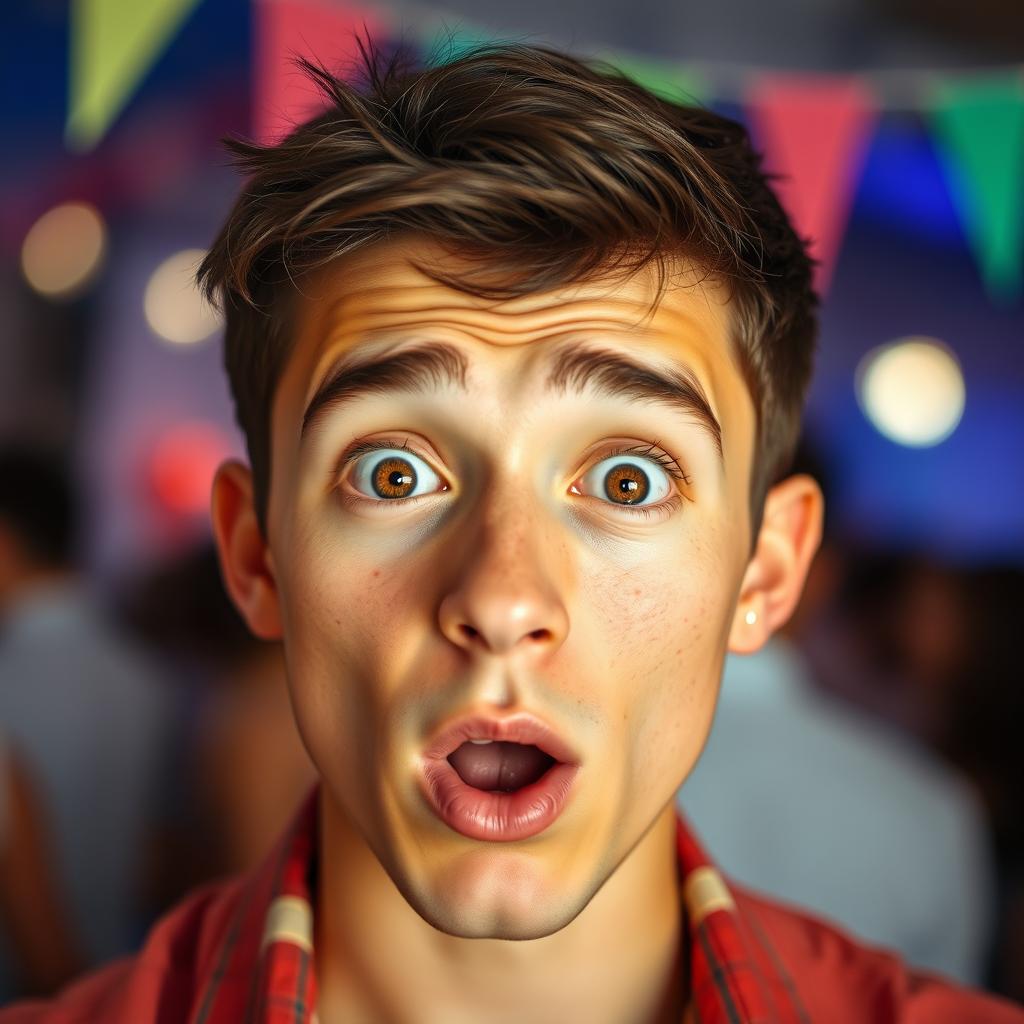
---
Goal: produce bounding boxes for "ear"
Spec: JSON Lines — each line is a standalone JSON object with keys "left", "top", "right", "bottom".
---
{"left": 727, "top": 474, "right": 824, "bottom": 655}
{"left": 211, "top": 460, "right": 283, "bottom": 640}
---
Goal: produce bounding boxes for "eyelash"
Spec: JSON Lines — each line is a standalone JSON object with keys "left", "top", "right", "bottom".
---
{"left": 335, "top": 437, "right": 691, "bottom": 518}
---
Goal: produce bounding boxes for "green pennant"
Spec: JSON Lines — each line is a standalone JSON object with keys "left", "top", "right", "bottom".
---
{"left": 930, "top": 75, "right": 1024, "bottom": 303}
{"left": 422, "top": 23, "right": 510, "bottom": 67}
{"left": 595, "top": 52, "right": 704, "bottom": 106}
{"left": 67, "top": 0, "right": 202, "bottom": 150}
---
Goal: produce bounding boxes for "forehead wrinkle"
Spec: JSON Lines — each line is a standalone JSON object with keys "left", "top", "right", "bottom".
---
{"left": 296, "top": 262, "right": 737, "bottom": 427}
{"left": 312, "top": 281, "right": 690, "bottom": 332}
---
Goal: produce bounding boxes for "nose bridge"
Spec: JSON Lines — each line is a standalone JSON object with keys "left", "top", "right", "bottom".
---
{"left": 437, "top": 476, "right": 570, "bottom": 659}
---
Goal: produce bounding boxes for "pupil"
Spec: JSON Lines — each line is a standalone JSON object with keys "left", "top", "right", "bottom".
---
{"left": 619, "top": 479, "right": 638, "bottom": 493}
{"left": 389, "top": 471, "right": 411, "bottom": 486}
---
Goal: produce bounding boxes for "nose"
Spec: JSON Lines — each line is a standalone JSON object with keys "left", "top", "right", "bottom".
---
{"left": 437, "top": 508, "right": 570, "bottom": 660}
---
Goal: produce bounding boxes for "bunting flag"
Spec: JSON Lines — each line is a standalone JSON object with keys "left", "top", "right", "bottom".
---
{"left": 66, "top": 0, "right": 202, "bottom": 151}
{"left": 423, "top": 24, "right": 509, "bottom": 66}
{"left": 254, "top": 0, "right": 388, "bottom": 145}
{"left": 745, "top": 75, "right": 876, "bottom": 295}
{"left": 929, "top": 75, "right": 1024, "bottom": 303}
{"left": 598, "top": 53, "right": 704, "bottom": 105}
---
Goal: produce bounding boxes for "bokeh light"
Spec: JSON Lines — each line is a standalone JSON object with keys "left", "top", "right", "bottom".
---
{"left": 856, "top": 337, "right": 966, "bottom": 447}
{"left": 143, "top": 248, "right": 221, "bottom": 345}
{"left": 20, "top": 201, "right": 107, "bottom": 299}
{"left": 148, "top": 421, "right": 233, "bottom": 516}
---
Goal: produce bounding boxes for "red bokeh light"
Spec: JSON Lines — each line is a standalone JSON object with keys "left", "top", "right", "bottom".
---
{"left": 148, "top": 422, "right": 233, "bottom": 516}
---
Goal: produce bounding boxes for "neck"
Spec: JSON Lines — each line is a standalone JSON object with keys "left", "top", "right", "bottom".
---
{"left": 315, "top": 795, "right": 686, "bottom": 1024}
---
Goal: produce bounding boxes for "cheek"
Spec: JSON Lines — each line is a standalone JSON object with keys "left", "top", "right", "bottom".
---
{"left": 275, "top": 519, "right": 427, "bottom": 780}
{"left": 582, "top": 525, "right": 735, "bottom": 792}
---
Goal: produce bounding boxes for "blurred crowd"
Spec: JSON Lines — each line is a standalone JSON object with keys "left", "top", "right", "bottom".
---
{"left": 0, "top": 440, "right": 1021, "bottom": 1005}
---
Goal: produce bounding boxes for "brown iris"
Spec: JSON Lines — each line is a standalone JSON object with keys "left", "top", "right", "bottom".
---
{"left": 371, "top": 456, "right": 417, "bottom": 499}
{"left": 603, "top": 463, "right": 649, "bottom": 504}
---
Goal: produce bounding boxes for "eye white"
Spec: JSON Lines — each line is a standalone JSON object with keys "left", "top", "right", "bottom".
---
{"left": 578, "top": 454, "right": 673, "bottom": 507}
{"left": 350, "top": 448, "right": 443, "bottom": 500}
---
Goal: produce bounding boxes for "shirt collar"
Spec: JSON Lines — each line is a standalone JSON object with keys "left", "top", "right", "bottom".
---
{"left": 194, "top": 787, "right": 805, "bottom": 1024}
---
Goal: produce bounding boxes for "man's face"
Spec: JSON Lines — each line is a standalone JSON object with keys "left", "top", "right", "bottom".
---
{"left": 263, "top": 238, "right": 757, "bottom": 939}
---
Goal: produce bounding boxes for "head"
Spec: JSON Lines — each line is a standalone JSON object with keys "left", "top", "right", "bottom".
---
{"left": 202, "top": 43, "right": 823, "bottom": 939}
{"left": 0, "top": 445, "right": 77, "bottom": 606}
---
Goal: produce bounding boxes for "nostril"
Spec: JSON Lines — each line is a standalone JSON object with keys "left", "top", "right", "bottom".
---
{"left": 459, "top": 624, "right": 480, "bottom": 641}
{"left": 528, "top": 628, "right": 550, "bottom": 641}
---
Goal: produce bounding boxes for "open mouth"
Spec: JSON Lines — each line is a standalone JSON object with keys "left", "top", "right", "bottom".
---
{"left": 419, "top": 714, "right": 580, "bottom": 842}
{"left": 447, "top": 740, "right": 557, "bottom": 793}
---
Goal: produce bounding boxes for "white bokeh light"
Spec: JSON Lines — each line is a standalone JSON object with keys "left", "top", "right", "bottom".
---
{"left": 144, "top": 248, "right": 221, "bottom": 345}
{"left": 856, "top": 337, "right": 966, "bottom": 447}
{"left": 21, "top": 201, "right": 107, "bottom": 299}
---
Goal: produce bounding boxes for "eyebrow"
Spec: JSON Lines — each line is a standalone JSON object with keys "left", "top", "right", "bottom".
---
{"left": 301, "top": 340, "right": 723, "bottom": 458}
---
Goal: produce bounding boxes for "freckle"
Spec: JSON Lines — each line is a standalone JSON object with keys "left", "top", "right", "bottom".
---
{"left": 633, "top": 588, "right": 642, "bottom": 596}
{"left": 372, "top": 569, "right": 381, "bottom": 577}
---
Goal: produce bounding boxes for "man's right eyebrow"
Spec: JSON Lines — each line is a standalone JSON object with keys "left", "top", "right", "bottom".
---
{"left": 301, "top": 343, "right": 469, "bottom": 438}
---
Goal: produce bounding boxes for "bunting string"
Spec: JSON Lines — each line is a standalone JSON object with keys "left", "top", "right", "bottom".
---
{"left": 59, "top": 0, "right": 1024, "bottom": 302}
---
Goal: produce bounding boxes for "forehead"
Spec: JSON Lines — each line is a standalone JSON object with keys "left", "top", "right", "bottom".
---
{"left": 279, "top": 238, "right": 747, "bottom": 413}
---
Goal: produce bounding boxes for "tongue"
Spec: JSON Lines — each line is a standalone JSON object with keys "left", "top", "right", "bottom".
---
{"left": 448, "top": 741, "right": 556, "bottom": 792}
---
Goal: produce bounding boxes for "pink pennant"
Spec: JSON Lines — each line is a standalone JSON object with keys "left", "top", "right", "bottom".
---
{"left": 746, "top": 75, "right": 876, "bottom": 295}
{"left": 254, "top": 0, "right": 389, "bottom": 145}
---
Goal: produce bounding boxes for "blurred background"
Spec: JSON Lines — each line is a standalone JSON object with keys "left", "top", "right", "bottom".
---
{"left": 0, "top": 0, "right": 1022, "bottom": 1008}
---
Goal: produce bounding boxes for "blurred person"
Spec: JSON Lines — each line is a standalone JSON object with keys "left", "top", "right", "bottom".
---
{"left": 680, "top": 442, "right": 996, "bottom": 985}
{"left": 0, "top": 737, "right": 82, "bottom": 999}
{"left": 186, "top": 556, "right": 316, "bottom": 876}
{"left": 196, "top": 633, "right": 315, "bottom": 874}
{"left": 942, "top": 567, "right": 1024, "bottom": 1000}
{"left": 4, "top": 43, "right": 1022, "bottom": 1024}
{"left": 801, "top": 546, "right": 1024, "bottom": 999}
{"left": 805, "top": 553, "right": 968, "bottom": 745}
{"left": 0, "top": 446, "right": 171, "bottom": 989}
{"left": 123, "top": 545, "right": 314, "bottom": 890}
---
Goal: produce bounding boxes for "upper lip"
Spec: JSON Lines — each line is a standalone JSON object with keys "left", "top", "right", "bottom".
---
{"left": 422, "top": 712, "right": 581, "bottom": 766}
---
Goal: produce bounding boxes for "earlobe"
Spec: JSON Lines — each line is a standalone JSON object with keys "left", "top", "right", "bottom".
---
{"left": 210, "top": 460, "right": 283, "bottom": 640}
{"left": 727, "top": 474, "right": 824, "bottom": 655}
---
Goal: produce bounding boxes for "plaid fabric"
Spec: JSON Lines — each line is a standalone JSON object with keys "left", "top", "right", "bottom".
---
{"left": 677, "top": 820, "right": 809, "bottom": 1024}
{"left": 192, "top": 788, "right": 806, "bottom": 1024}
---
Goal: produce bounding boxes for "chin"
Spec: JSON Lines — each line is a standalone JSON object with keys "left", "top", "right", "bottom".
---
{"left": 397, "top": 847, "right": 597, "bottom": 941}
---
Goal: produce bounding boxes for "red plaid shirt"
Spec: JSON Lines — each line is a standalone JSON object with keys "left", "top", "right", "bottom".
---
{"left": 3, "top": 788, "right": 1021, "bottom": 1023}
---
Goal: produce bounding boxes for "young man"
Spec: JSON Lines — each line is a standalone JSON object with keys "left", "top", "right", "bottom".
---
{"left": 4, "top": 43, "right": 1021, "bottom": 1024}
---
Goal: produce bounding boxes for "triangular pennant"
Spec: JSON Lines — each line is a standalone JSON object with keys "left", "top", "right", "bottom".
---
{"left": 254, "top": 0, "right": 389, "bottom": 145}
{"left": 596, "top": 52, "right": 704, "bottom": 106}
{"left": 746, "top": 75, "right": 876, "bottom": 295}
{"left": 67, "top": 0, "right": 202, "bottom": 150}
{"left": 422, "top": 23, "right": 509, "bottom": 66}
{"left": 930, "top": 75, "right": 1024, "bottom": 303}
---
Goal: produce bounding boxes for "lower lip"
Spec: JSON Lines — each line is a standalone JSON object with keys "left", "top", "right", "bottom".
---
{"left": 420, "top": 757, "right": 579, "bottom": 842}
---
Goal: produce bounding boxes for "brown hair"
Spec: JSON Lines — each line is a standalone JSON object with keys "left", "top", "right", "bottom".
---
{"left": 199, "top": 41, "right": 817, "bottom": 535}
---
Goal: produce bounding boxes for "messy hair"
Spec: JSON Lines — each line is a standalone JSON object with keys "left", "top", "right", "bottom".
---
{"left": 199, "top": 41, "right": 817, "bottom": 535}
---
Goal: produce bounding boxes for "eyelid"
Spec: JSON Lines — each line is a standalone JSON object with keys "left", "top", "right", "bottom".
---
{"left": 335, "top": 436, "right": 441, "bottom": 481}
{"left": 337, "top": 438, "right": 449, "bottom": 499}
{"left": 586, "top": 440, "right": 691, "bottom": 485}
{"left": 334, "top": 436, "right": 691, "bottom": 517}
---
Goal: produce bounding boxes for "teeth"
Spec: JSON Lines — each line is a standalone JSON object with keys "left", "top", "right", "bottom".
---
{"left": 469, "top": 739, "right": 494, "bottom": 745}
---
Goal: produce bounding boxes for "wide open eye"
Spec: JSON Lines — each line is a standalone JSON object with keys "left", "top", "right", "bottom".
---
{"left": 349, "top": 447, "right": 444, "bottom": 501}
{"left": 576, "top": 453, "right": 674, "bottom": 507}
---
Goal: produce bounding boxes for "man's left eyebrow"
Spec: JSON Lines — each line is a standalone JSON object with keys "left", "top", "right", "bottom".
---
{"left": 546, "top": 343, "right": 723, "bottom": 459}
{"left": 301, "top": 343, "right": 469, "bottom": 437}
